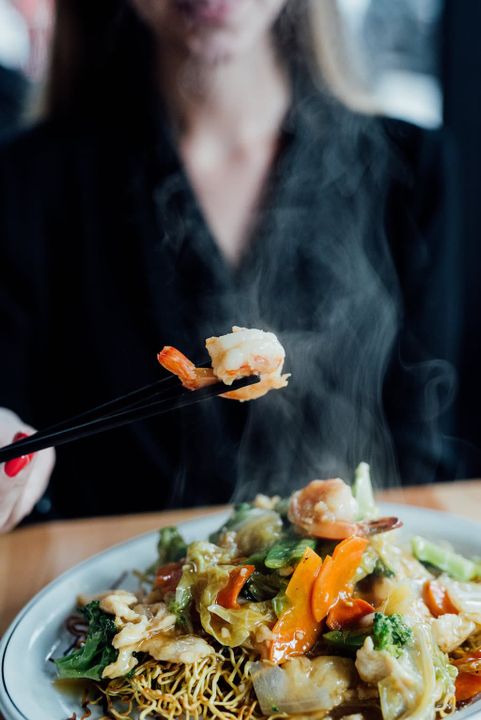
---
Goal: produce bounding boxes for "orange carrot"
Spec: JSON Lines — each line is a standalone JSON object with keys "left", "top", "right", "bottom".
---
{"left": 326, "top": 597, "right": 375, "bottom": 630}
{"left": 217, "top": 565, "right": 255, "bottom": 609}
{"left": 423, "top": 580, "right": 459, "bottom": 618}
{"left": 269, "top": 547, "right": 323, "bottom": 663}
{"left": 455, "top": 672, "right": 481, "bottom": 703}
{"left": 311, "top": 536, "right": 368, "bottom": 623}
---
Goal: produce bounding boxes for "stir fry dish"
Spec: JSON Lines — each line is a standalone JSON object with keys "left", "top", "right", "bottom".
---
{"left": 55, "top": 464, "right": 481, "bottom": 720}
{"left": 157, "top": 326, "right": 290, "bottom": 401}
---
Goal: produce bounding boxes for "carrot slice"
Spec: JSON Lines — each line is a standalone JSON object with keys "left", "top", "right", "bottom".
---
{"left": 456, "top": 672, "right": 481, "bottom": 703}
{"left": 217, "top": 565, "right": 255, "bottom": 609}
{"left": 269, "top": 547, "right": 323, "bottom": 663}
{"left": 326, "top": 597, "right": 375, "bottom": 630}
{"left": 423, "top": 580, "right": 459, "bottom": 618}
{"left": 311, "top": 536, "right": 368, "bottom": 622}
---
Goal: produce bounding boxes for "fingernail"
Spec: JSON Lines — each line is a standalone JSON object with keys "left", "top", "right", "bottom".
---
{"left": 5, "top": 455, "right": 32, "bottom": 478}
{"left": 13, "top": 432, "right": 29, "bottom": 442}
{"left": 4, "top": 432, "right": 33, "bottom": 478}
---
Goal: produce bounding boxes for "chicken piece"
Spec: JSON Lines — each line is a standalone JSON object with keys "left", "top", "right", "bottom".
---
{"left": 112, "top": 617, "right": 149, "bottom": 648}
{"left": 102, "top": 646, "right": 139, "bottom": 679}
{"left": 140, "top": 634, "right": 215, "bottom": 663}
{"left": 431, "top": 613, "right": 476, "bottom": 653}
{"left": 100, "top": 591, "right": 139, "bottom": 623}
{"left": 355, "top": 636, "right": 398, "bottom": 684}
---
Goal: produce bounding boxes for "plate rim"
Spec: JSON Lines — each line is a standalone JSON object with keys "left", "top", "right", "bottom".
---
{"left": 1, "top": 503, "right": 480, "bottom": 720}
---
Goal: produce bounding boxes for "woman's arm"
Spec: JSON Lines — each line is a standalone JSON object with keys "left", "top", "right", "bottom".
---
{"left": 0, "top": 131, "right": 56, "bottom": 529}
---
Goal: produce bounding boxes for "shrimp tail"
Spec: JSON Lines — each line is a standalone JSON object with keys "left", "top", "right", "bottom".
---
{"left": 157, "top": 346, "right": 216, "bottom": 390}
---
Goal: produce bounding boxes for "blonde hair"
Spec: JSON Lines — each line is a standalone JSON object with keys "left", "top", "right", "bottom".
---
{"left": 305, "top": 0, "right": 377, "bottom": 113}
{"left": 41, "top": 0, "right": 376, "bottom": 120}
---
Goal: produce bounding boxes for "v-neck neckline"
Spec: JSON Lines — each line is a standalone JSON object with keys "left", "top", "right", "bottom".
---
{"left": 149, "top": 89, "right": 303, "bottom": 287}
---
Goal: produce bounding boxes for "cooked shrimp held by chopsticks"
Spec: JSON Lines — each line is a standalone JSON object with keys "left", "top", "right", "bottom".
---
{"left": 157, "top": 326, "right": 290, "bottom": 401}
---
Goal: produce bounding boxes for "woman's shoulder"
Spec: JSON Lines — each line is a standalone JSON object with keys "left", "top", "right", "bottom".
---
{"left": 0, "top": 118, "right": 94, "bottom": 168}
{"left": 379, "top": 116, "right": 446, "bottom": 180}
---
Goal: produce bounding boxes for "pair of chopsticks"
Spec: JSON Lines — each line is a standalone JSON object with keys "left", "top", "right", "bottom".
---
{"left": 0, "top": 370, "right": 259, "bottom": 464}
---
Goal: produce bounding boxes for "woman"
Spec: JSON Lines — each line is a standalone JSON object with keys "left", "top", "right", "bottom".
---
{"left": 0, "top": 0, "right": 458, "bottom": 530}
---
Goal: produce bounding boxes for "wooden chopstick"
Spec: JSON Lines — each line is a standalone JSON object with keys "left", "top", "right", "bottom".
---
{"left": 0, "top": 375, "right": 259, "bottom": 463}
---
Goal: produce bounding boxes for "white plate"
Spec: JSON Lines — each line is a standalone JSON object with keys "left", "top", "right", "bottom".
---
{"left": 1, "top": 504, "right": 481, "bottom": 720}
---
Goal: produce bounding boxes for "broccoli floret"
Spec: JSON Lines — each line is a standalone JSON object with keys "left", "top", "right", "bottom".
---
{"left": 157, "top": 526, "right": 187, "bottom": 565}
{"left": 372, "top": 612, "right": 412, "bottom": 656}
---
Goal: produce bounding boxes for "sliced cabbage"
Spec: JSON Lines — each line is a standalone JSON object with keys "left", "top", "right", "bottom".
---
{"left": 250, "top": 656, "right": 355, "bottom": 715}
{"left": 376, "top": 623, "right": 455, "bottom": 720}
{"left": 196, "top": 566, "right": 274, "bottom": 646}
{"left": 442, "top": 577, "right": 481, "bottom": 624}
{"left": 431, "top": 613, "right": 476, "bottom": 653}
{"left": 186, "top": 540, "right": 235, "bottom": 572}
{"left": 231, "top": 509, "right": 283, "bottom": 556}
{"left": 209, "top": 504, "right": 282, "bottom": 554}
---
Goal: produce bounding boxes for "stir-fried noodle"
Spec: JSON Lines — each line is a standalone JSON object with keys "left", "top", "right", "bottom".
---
{"left": 90, "top": 647, "right": 284, "bottom": 720}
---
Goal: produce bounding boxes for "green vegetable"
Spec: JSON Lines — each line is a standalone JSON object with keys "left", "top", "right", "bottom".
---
{"left": 372, "top": 612, "right": 412, "bottom": 657}
{"left": 243, "top": 572, "right": 284, "bottom": 602}
{"left": 272, "top": 591, "right": 290, "bottom": 618}
{"left": 265, "top": 537, "right": 317, "bottom": 569}
{"left": 273, "top": 497, "right": 290, "bottom": 518}
{"left": 378, "top": 623, "right": 455, "bottom": 720}
{"left": 412, "top": 535, "right": 481, "bottom": 581}
{"left": 157, "top": 527, "right": 187, "bottom": 565}
{"left": 210, "top": 505, "right": 283, "bottom": 555}
{"left": 372, "top": 557, "right": 395, "bottom": 578}
{"left": 209, "top": 503, "right": 253, "bottom": 543}
{"left": 323, "top": 629, "right": 368, "bottom": 651}
{"left": 55, "top": 601, "right": 117, "bottom": 680}
{"left": 352, "top": 462, "right": 378, "bottom": 520}
{"left": 167, "top": 589, "right": 192, "bottom": 631}
{"left": 199, "top": 567, "right": 274, "bottom": 646}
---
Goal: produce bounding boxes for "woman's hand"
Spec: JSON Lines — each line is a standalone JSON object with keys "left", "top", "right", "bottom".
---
{"left": 0, "top": 408, "right": 55, "bottom": 532}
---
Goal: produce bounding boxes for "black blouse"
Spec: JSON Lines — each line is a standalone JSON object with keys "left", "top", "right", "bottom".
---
{"left": 0, "top": 89, "right": 459, "bottom": 521}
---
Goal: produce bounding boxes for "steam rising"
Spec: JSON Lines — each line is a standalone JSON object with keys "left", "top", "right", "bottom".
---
{"left": 153, "top": 84, "right": 454, "bottom": 505}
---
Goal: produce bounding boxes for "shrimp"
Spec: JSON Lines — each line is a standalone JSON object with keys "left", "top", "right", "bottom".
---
{"left": 157, "top": 346, "right": 217, "bottom": 391}
{"left": 206, "top": 326, "right": 290, "bottom": 401}
{"left": 157, "top": 327, "right": 289, "bottom": 401}
{"left": 288, "top": 478, "right": 401, "bottom": 540}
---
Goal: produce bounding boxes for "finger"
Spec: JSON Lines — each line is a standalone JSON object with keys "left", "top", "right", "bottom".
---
{"left": 0, "top": 425, "right": 54, "bottom": 530}
{"left": 1, "top": 446, "right": 55, "bottom": 532}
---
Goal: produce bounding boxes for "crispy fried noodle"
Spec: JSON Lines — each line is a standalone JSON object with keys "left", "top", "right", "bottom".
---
{"left": 90, "top": 648, "right": 282, "bottom": 720}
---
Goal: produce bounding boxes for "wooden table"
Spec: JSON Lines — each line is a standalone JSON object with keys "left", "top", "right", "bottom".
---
{"left": 1, "top": 481, "right": 481, "bottom": 635}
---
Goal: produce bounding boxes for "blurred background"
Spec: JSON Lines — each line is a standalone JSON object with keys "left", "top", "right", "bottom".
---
{"left": 1, "top": 0, "right": 480, "bottom": 479}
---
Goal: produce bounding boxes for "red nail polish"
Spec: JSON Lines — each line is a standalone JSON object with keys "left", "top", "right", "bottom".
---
{"left": 13, "top": 432, "right": 29, "bottom": 442}
{"left": 5, "top": 455, "right": 31, "bottom": 478}
{"left": 4, "top": 432, "right": 33, "bottom": 477}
